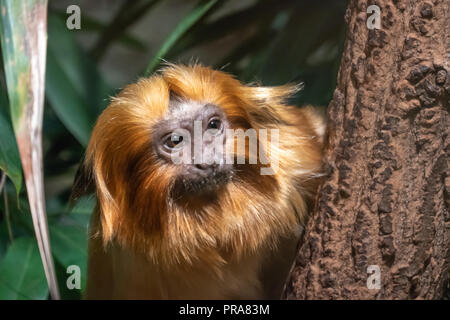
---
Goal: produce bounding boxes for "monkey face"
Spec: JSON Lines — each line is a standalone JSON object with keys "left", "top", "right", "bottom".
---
{"left": 153, "top": 100, "right": 233, "bottom": 196}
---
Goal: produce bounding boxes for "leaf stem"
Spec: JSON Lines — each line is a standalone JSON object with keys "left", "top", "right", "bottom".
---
{"left": 0, "top": 171, "right": 6, "bottom": 193}
{"left": 0, "top": 172, "right": 13, "bottom": 243}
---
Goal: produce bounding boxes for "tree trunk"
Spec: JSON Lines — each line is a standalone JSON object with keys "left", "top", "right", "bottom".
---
{"left": 283, "top": 0, "right": 449, "bottom": 299}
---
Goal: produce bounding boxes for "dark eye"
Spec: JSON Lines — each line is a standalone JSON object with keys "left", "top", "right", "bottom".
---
{"left": 207, "top": 118, "right": 222, "bottom": 130}
{"left": 163, "top": 133, "right": 184, "bottom": 149}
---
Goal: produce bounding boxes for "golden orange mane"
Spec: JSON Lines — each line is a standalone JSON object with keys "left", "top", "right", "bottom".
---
{"left": 78, "top": 64, "right": 324, "bottom": 272}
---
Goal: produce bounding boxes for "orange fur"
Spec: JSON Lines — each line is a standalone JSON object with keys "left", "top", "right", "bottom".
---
{"left": 75, "top": 64, "right": 325, "bottom": 299}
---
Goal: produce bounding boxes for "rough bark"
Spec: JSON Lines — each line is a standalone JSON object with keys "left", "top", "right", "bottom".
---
{"left": 283, "top": 0, "right": 449, "bottom": 299}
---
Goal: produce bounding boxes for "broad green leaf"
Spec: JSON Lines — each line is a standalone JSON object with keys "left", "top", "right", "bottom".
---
{"left": 66, "top": 195, "right": 95, "bottom": 228}
{"left": 45, "top": 49, "right": 94, "bottom": 146}
{"left": 46, "top": 14, "right": 112, "bottom": 146}
{"left": 0, "top": 237, "right": 49, "bottom": 300}
{"left": 47, "top": 196, "right": 94, "bottom": 296}
{"left": 54, "top": 260, "right": 81, "bottom": 300}
{"left": 144, "top": 0, "right": 219, "bottom": 76}
{"left": 0, "top": 0, "right": 60, "bottom": 299}
{"left": 47, "top": 14, "right": 111, "bottom": 113}
{"left": 0, "top": 2, "right": 29, "bottom": 130}
{"left": 49, "top": 225, "right": 88, "bottom": 293}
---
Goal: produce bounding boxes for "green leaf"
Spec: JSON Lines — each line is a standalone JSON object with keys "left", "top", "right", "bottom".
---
{"left": 47, "top": 196, "right": 94, "bottom": 296}
{"left": 0, "top": 237, "right": 49, "bottom": 300}
{"left": 45, "top": 49, "right": 94, "bottom": 146}
{"left": 144, "top": 0, "right": 219, "bottom": 76}
{"left": 49, "top": 224, "right": 88, "bottom": 293}
{"left": 54, "top": 260, "right": 81, "bottom": 300}
{"left": 0, "top": 0, "right": 60, "bottom": 299}
{"left": 0, "top": 106, "right": 22, "bottom": 196}
{"left": 46, "top": 14, "right": 112, "bottom": 146}
{"left": 66, "top": 195, "right": 95, "bottom": 228}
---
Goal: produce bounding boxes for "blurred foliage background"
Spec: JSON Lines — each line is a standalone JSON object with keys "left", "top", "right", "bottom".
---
{"left": 0, "top": 0, "right": 346, "bottom": 299}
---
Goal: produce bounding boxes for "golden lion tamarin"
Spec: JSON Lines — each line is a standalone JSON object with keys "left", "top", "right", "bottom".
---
{"left": 72, "top": 64, "right": 325, "bottom": 299}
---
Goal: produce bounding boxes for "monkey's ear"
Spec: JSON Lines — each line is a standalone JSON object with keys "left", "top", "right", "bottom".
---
{"left": 70, "top": 155, "right": 96, "bottom": 205}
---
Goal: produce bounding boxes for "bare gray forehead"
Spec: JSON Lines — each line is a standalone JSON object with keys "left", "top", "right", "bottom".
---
{"left": 166, "top": 97, "right": 205, "bottom": 120}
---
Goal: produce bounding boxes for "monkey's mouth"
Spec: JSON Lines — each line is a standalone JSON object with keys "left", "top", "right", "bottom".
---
{"left": 171, "top": 165, "right": 232, "bottom": 198}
